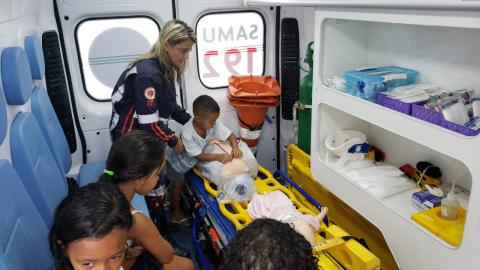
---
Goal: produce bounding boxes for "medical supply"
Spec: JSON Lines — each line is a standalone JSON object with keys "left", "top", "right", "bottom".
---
{"left": 412, "top": 190, "right": 442, "bottom": 211}
{"left": 322, "top": 76, "right": 345, "bottom": 91}
{"left": 365, "top": 146, "right": 385, "bottom": 162}
{"left": 384, "top": 84, "right": 444, "bottom": 103}
{"left": 399, "top": 162, "right": 442, "bottom": 188}
{"left": 441, "top": 102, "right": 469, "bottom": 125}
{"left": 439, "top": 183, "right": 470, "bottom": 209}
{"left": 325, "top": 130, "right": 368, "bottom": 168}
{"left": 472, "top": 99, "right": 480, "bottom": 117}
{"left": 423, "top": 89, "right": 474, "bottom": 112}
{"left": 440, "top": 182, "right": 460, "bottom": 220}
{"left": 425, "top": 184, "right": 444, "bottom": 197}
{"left": 219, "top": 174, "right": 256, "bottom": 203}
{"left": 464, "top": 117, "right": 480, "bottom": 130}
{"left": 344, "top": 66, "right": 418, "bottom": 101}
{"left": 340, "top": 160, "right": 415, "bottom": 198}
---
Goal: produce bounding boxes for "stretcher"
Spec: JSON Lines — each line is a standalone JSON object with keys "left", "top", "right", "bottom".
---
{"left": 185, "top": 165, "right": 381, "bottom": 270}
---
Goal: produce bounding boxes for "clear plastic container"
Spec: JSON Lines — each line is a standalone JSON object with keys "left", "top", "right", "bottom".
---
{"left": 220, "top": 174, "right": 256, "bottom": 202}
{"left": 344, "top": 66, "right": 418, "bottom": 101}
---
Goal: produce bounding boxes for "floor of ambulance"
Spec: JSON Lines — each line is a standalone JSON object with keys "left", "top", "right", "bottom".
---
{"left": 170, "top": 217, "right": 202, "bottom": 270}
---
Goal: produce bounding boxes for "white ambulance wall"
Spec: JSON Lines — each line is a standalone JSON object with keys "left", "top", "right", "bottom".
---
{"left": 0, "top": 0, "right": 83, "bottom": 167}
{"left": 278, "top": 6, "right": 315, "bottom": 170}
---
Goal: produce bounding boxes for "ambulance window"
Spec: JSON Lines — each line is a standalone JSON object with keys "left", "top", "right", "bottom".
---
{"left": 76, "top": 17, "right": 159, "bottom": 101}
{"left": 196, "top": 11, "right": 265, "bottom": 89}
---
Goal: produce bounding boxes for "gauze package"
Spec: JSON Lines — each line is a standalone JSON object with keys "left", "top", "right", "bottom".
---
{"left": 196, "top": 140, "right": 258, "bottom": 202}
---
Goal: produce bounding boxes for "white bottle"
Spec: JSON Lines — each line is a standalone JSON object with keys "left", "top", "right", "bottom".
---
{"left": 440, "top": 182, "right": 459, "bottom": 220}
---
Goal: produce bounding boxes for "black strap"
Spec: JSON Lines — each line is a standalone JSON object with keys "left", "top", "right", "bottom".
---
{"left": 341, "top": 236, "right": 370, "bottom": 251}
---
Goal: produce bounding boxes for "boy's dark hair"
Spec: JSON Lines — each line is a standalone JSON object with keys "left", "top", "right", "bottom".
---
{"left": 49, "top": 182, "right": 133, "bottom": 270}
{"left": 193, "top": 95, "right": 220, "bottom": 116}
{"left": 99, "top": 130, "right": 166, "bottom": 184}
{"left": 219, "top": 218, "right": 318, "bottom": 270}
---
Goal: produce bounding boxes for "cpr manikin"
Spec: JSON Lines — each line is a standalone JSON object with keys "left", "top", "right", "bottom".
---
{"left": 196, "top": 140, "right": 257, "bottom": 202}
{"left": 247, "top": 190, "right": 329, "bottom": 245}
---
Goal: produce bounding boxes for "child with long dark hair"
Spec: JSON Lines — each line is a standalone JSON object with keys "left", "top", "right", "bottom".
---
{"left": 49, "top": 182, "right": 133, "bottom": 270}
{"left": 99, "top": 130, "right": 193, "bottom": 270}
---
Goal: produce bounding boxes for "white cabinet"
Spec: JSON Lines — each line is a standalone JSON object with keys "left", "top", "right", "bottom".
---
{"left": 311, "top": 8, "right": 480, "bottom": 270}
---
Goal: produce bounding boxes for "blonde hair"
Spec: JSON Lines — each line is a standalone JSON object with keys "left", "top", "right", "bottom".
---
{"left": 131, "top": 19, "right": 196, "bottom": 87}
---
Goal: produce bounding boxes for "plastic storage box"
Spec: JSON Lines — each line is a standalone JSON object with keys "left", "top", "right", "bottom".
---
{"left": 344, "top": 66, "right": 418, "bottom": 101}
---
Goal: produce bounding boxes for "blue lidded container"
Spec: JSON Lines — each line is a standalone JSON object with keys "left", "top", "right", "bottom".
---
{"left": 344, "top": 66, "right": 418, "bottom": 102}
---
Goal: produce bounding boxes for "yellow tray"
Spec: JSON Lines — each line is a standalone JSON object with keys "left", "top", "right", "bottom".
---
{"left": 192, "top": 166, "right": 380, "bottom": 270}
{"left": 411, "top": 206, "right": 466, "bottom": 247}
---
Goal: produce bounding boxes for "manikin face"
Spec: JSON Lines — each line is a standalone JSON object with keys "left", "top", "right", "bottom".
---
{"left": 66, "top": 228, "right": 128, "bottom": 270}
{"left": 165, "top": 39, "right": 194, "bottom": 68}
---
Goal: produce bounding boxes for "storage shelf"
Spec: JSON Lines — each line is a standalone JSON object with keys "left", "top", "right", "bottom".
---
{"left": 317, "top": 85, "right": 477, "bottom": 165}
{"left": 311, "top": 157, "right": 458, "bottom": 249}
{"left": 311, "top": 8, "right": 480, "bottom": 270}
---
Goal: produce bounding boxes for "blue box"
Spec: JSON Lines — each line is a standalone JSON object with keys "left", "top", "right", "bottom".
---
{"left": 412, "top": 190, "right": 442, "bottom": 211}
{"left": 344, "top": 66, "right": 418, "bottom": 101}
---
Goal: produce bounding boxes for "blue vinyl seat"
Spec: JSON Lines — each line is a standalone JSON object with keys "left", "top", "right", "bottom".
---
{"left": 2, "top": 46, "right": 67, "bottom": 226}
{"left": 0, "top": 160, "right": 54, "bottom": 269}
{"left": 10, "top": 112, "right": 68, "bottom": 226}
{"left": 25, "top": 35, "right": 106, "bottom": 181}
{"left": 23, "top": 37, "right": 150, "bottom": 217}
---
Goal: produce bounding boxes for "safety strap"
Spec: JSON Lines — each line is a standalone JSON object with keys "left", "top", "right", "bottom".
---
{"left": 312, "top": 237, "right": 345, "bottom": 252}
{"left": 312, "top": 236, "right": 370, "bottom": 253}
{"left": 347, "top": 143, "right": 369, "bottom": 154}
{"left": 341, "top": 235, "right": 370, "bottom": 251}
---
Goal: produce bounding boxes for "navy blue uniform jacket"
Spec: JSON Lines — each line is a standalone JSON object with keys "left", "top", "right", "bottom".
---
{"left": 110, "top": 59, "right": 191, "bottom": 146}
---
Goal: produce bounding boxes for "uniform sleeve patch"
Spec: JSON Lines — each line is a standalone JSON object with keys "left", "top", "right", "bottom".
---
{"left": 144, "top": 87, "right": 156, "bottom": 100}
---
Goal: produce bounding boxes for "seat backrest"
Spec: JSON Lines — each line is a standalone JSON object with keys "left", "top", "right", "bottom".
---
{"left": 24, "top": 36, "right": 45, "bottom": 80}
{"left": 27, "top": 35, "right": 72, "bottom": 175}
{"left": 0, "top": 72, "right": 6, "bottom": 145}
{"left": 0, "top": 47, "right": 32, "bottom": 105}
{"left": 31, "top": 86, "right": 72, "bottom": 175}
{"left": 0, "top": 160, "right": 53, "bottom": 269}
{"left": 10, "top": 112, "right": 68, "bottom": 226}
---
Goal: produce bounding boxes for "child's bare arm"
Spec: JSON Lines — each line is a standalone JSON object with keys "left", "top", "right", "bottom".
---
{"left": 227, "top": 133, "right": 242, "bottom": 158}
{"left": 129, "top": 212, "right": 174, "bottom": 264}
{"left": 196, "top": 152, "right": 232, "bottom": 164}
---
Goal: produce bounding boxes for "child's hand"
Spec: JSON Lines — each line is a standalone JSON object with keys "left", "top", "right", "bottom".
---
{"left": 217, "top": 153, "right": 233, "bottom": 164}
{"left": 173, "top": 138, "right": 185, "bottom": 153}
{"left": 231, "top": 146, "right": 243, "bottom": 159}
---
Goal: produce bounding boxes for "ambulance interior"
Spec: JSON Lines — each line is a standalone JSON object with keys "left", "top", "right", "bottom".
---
{"left": 0, "top": 0, "right": 479, "bottom": 269}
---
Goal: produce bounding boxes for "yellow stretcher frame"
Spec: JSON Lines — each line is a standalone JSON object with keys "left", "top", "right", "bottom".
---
{"left": 192, "top": 166, "right": 380, "bottom": 270}
{"left": 287, "top": 144, "right": 399, "bottom": 270}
